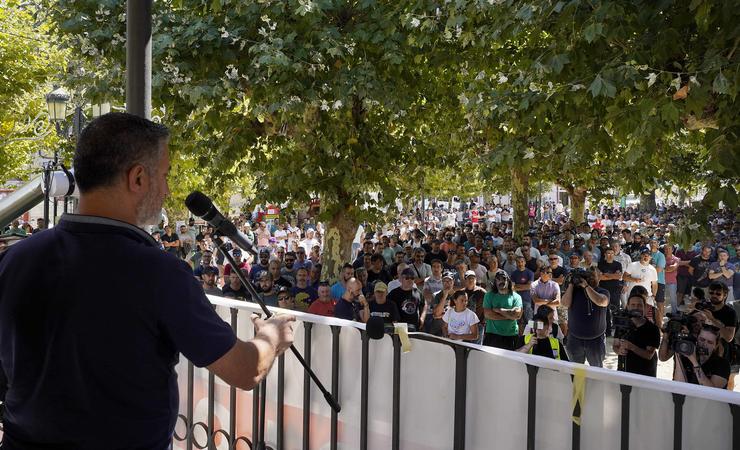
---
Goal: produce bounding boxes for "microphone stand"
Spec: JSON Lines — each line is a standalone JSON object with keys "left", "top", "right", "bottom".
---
{"left": 211, "top": 236, "right": 342, "bottom": 415}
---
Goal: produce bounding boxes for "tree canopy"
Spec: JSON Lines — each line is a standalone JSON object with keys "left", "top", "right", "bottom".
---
{"left": 0, "top": 0, "right": 65, "bottom": 183}
{"left": 41, "top": 0, "right": 740, "bottom": 255}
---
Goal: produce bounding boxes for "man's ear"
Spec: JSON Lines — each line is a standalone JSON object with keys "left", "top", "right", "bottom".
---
{"left": 127, "top": 164, "right": 148, "bottom": 193}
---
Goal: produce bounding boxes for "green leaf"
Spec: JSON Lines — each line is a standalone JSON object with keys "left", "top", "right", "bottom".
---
{"left": 712, "top": 72, "right": 730, "bottom": 95}
{"left": 588, "top": 74, "right": 604, "bottom": 97}
{"left": 660, "top": 102, "right": 680, "bottom": 125}
{"left": 601, "top": 78, "right": 616, "bottom": 97}
{"left": 583, "top": 23, "right": 603, "bottom": 43}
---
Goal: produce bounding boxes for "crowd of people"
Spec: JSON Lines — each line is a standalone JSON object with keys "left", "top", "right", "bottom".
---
{"left": 148, "top": 201, "right": 740, "bottom": 389}
{"left": 9, "top": 199, "right": 735, "bottom": 389}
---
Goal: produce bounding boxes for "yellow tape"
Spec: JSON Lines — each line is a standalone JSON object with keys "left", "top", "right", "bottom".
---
{"left": 571, "top": 366, "right": 586, "bottom": 426}
{"left": 394, "top": 323, "right": 412, "bottom": 353}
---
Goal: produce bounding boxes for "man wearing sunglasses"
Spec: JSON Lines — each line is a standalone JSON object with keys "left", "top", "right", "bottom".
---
{"left": 695, "top": 282, "right": 736, "bottom": 347}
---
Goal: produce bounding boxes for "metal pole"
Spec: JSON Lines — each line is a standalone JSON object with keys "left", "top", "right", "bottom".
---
{"left": 126, "top": 0, "right": 152, "bottom": 119}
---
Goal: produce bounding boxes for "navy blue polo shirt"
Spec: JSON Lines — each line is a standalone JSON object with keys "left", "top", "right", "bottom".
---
{"left": 0, "top": 214, "right": 236, "bottom": 449}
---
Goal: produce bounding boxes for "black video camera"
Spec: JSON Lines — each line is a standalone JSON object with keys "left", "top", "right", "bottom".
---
{"left": 690, "top": 287, "right": 713, "bottom": 311}
{"left": 612, "top": 308, "right": 642, "bottom": 338}
{"left": 567, "top": 268, "right": 589, "bottom": 287}
{"left": 665, "top": 312, "right": 697, "bottom": 356}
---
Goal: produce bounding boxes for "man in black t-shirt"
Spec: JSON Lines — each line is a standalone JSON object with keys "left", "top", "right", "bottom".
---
{"left": 689, "top": 246, "right": 714, "bottom": 293}
{"left": 597, "top": 247, "right": 623, "bottom": 309}
{"left": 674, "top": 326, "right": 730, "bottom": 389}
{"left": 613, "top": 294, "right": 660, "bottom": 377}
{"left": 161, "top": 225, "right": 181, "bottom": 257}
{"left": 562, "top": 268, "right": 611, "bottom": 367}
{"left": 698, "top": 282, "right": 737, "bottom": 347}
{"left": 221, "top": 271, "right": 249, "bottom": 300}
{"left": 387, "top": 268, "right": 425, "bottom": 330}
{"left": 366, "top": 282, "right": 400, "bottom": 324}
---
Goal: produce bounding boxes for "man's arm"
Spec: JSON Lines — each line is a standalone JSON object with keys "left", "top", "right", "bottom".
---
{"left": 651, "top": 280, "right": 658, "bottom": 297}
{"left": 208, "top": 315, "right": 295, "bottom": 391}
{"left": 702, "top": 310, "right": 736, "bottom": 343}
{"left": 484, "top": 307, "right": 508, "bottom": 320}
{"left": 561, "top": 282, "right": 580, "bottom": 308}
{"left": 623, "top": 341, "right": 657, "bottom": 361}
{"left": 583, "top": 283, "right": 609, "bottom": 307}
{"left": 658, "top": 333, "right": 673, "bottom": 362}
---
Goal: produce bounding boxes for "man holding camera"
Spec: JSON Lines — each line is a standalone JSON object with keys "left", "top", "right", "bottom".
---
{"left": 612, "top": 294, "right": 661, "bottom": 377}
{"left": 516, "top": 307, "right": 568, "bottom": 360}
{"left": 561, "top": 268, "right": 610, "bottom": 367}
{"left": 671, "top": 325, "right": 730, "bottom": 389}
{"left": 695, "top": 282, "right": 736, "bottom": 347}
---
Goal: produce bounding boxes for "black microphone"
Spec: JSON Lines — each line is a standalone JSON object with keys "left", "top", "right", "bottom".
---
{"left": 365, "top": 317, "right": 386, "bottom": 340}
{"left": 185, "top": 191, "right": 258, "bottom": 257}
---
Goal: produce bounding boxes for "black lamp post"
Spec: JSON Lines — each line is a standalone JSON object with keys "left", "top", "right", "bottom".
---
{"left": 43, "top": 87, "right": 111, "bottom": 227}
{"left": 43, "top": 87, "right": 70, "bottom": 228}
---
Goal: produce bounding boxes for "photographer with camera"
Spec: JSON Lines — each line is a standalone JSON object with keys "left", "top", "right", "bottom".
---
{"left": 689, "top": 282, "right": 736, "bottom": 345}
{"left": 612, "top": 293, "right": 661, "bottom": 377}
{"left": 673, "top": 325, "right": 730, "bottom": 389}
{"left": 516, "top": 307, "right": 568, "bottom": 360}
{"left": 561, "top": 267, "right": 610, "bottom": 367}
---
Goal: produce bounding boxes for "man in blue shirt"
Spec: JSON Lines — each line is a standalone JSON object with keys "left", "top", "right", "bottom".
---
{"left": 0, "top": 113, "right": 295, "bottom": 449}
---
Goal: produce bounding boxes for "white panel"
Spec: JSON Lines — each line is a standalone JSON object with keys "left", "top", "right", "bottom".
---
{"left": 336, "top": 327, "right": 364, "bottom": 450}
{"left": 367, "top": 334, "right": 395, "bottom": 450}
{"left": 466, "top": 350, "right": 529, "bottom": 449}
{"left": 533, "top": 366, "right": 573, "bottom": 450}
{"left": 398, "top": 339, "right": 456, "bottom": 450}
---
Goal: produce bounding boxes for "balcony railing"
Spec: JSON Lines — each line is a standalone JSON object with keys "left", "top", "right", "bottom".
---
{"left": 172, "top": 295, "right": 740, "bottom": 450}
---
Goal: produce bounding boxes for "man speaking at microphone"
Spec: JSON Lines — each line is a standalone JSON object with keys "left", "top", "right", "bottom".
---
{"left": 0, "top": 113, "right": 295, "bottom": 449}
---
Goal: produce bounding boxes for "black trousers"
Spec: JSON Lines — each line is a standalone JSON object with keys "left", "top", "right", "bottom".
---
{"left": 483, "top": 333, "right": 518, "bottom": 351}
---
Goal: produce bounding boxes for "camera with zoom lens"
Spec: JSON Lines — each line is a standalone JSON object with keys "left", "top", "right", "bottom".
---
{"left": 694, "top": 300, "right": 713, "bottom": 311}
{"left": 665, "top": 312, "right": 698, "bottom": 356}
{"left": 567, "top": 268, "right": 589, "bottom": 287}
{"left": 612, "top": 308, "right": 642, "bottom": 338}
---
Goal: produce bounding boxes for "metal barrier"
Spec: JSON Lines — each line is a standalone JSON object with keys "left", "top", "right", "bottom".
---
{"left": 172, "top": 295, "right": 740, "bottom": 450}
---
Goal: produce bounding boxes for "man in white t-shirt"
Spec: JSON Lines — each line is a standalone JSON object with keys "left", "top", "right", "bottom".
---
{"left": 442, "top": 290, "right": 480, "bottom": 342}
{"left": 623, "top": 249, "right": 658, "bottom": 307}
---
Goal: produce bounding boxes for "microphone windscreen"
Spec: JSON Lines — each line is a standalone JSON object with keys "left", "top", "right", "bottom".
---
{"left": 366, "top": 317, "right": 386, "bottom": 340}
{"left": 185, "top": 191, "right": 212, "bottom": 217}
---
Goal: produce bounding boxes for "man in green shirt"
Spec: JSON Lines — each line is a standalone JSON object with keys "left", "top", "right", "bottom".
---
{"left": 483, "top": 271, "right": 523, "bottom": 350}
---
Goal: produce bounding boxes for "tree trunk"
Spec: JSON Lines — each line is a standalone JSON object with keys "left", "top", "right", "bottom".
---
{"left": 511, "top": 166, "right": 529, "bottom": 242}
{"left": 321, "top": 210, "right": 357, "bottom": 284}
{"left": 640, "top": 191, "right": 656, "bottom": 210}
{"left": 569, "top": 187, "right": 587, "bottom": 224}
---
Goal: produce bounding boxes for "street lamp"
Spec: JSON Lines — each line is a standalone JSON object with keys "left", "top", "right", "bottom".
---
{"left": 91, "top": 102, "right": 111, "bottom": 118}
{"left": 42, "top": 87, "right": 73, "bottom": 228}
{"left": 45, "top": 87, "right": 71, "bottom": 124}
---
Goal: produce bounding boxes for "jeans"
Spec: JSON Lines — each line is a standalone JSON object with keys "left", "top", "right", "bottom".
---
{"left": 566, "top": 334, "right": 606, "bottom": 367}
{"left": 666, "top": 283, "right": 678, "bottom": 311}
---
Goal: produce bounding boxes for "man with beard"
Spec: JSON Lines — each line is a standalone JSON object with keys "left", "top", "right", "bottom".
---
{"left": 0, "top": 113, "right": 295, "bottom": 449}
{"left": 249, "top": 249, "right": 271, "bottom": 283}
{"left": 201, "top": 266, "right": 222, "bottom": 296}
{"left": 612, "top": 293, "right": 661, "bottom": 377}
{"left": 331, "top": 263, "right": 355, "bottom": 300}
{"left": 482, "top": 271, "right": 523, "bottom": 350}
{"left": 291, "top": 267, "right": 317, "bottom": 311}
{"left": 697, "top": 283, "right": 737, "bottom": 347}
{"left": 281, "top": 251, "right": 299, "bottom": 286}
{"left": 425, "top": 239, "right": 448, "bottom": 265}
